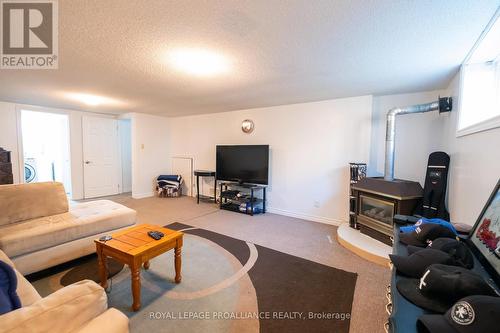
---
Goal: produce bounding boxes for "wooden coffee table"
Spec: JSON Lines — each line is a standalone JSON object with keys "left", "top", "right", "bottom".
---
{"left": 94, "top": 224, "right": 183, "bottom": 311}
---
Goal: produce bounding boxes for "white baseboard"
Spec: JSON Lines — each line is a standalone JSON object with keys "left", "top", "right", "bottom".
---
{"left": 267, "top": 206, "right": 345, "bottom": 226}
{"left": 132, "top": 191, "right": 154, "bottom": 199}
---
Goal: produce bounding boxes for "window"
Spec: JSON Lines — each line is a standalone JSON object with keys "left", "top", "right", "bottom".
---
{"left": 457, "top": 11, "right": 500, "bottom": 136}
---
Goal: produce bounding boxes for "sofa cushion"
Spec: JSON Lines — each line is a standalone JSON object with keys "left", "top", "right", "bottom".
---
{"left": 0, "top": 200, "right": 136, "bottom": 258}
{"left": 0, "top": 260, "right": 21, "bottom": 315}
{"left": 0, "top": 182, "right": 69, "bottom": 226}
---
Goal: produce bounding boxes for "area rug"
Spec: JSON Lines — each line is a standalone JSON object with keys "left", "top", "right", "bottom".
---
{"left": 29, "top": 223, "right": 357, "bottom": 333}
{"left": 26, "top": 254, "right": 124, "bottom": 287}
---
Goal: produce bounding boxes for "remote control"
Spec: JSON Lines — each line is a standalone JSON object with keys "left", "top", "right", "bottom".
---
{"left": 99, "top": 235, "right": 112, "bottom": 242}
{"left": 148, "top": 231, "right": 164, "bottom": 240}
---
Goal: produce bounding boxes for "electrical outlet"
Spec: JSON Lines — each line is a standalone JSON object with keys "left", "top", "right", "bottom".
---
{"left": 314, "top": 201, "right": 320, "bottom": 208}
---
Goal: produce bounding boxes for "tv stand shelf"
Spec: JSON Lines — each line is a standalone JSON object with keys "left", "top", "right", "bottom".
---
{"left": 219, "top": 182, "right": 267, "bottom": 216}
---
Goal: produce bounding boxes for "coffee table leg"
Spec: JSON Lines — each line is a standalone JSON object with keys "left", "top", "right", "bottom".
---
{"left": 174, "top": 246, "right": 182, "bottom": 283}
{"left": 130, "top": 263, "right": 141, "bottom": 311}
{"left": 143, "top": 261, "right": 150, "bottom": 270}
{"left": 97, "top": 247, "right": 108, "bottom": 289}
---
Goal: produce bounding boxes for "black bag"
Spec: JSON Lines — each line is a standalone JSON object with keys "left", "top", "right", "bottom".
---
{"left": 418, "top": 152, "right": 450, "bottom": 220}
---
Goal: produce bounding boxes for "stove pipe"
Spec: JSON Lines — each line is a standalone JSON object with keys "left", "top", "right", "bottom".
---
{"left": 384, "top": 96, "right": 452, "bottom": 181}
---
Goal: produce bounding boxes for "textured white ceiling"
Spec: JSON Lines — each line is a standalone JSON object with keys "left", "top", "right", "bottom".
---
{"left": 0, "top": 0, "right": 499, "bottom": 116}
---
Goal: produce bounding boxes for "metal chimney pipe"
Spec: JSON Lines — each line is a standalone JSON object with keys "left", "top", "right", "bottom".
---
{"left": 384, "top": 97, "right": 452, "bottom": 181}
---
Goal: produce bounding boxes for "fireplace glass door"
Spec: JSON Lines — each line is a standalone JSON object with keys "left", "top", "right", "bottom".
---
{"left": 359, "top": 195, "right": 394, "bottom": 226}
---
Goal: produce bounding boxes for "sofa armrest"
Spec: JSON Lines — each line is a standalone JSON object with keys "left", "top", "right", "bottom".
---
{"left": 0, "top": 280, "right": 107, "bottom": 333}
{"left": 0, "top": 249, "right": 41, "bottom": 307}
{"left": 76, "top": 308, "right": 129, "bottom": 333}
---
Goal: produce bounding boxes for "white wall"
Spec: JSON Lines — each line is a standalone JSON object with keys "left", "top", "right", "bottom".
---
{"left": 442, "top": 75, "right": 500, "bottom": 225}
{"left": 119, "top": 119, "right": 132, "bottom": 193}
{"left": 169, "top": 96, "right": 373, "bottom": 225}
{"left": 370, "top": 76, "right": 500, "bottom": 226}
{"left": 0, "top": 101, "right": 118, "bottom": 200}
{"left": 68, "top": 110, "right": 85, "bottom": 199}
{"left": 370, "top": 89, "right": 447, "bottom": 184}
{"left": 128, "top": 113, "right": 171, "bottom": 199}
{"left": 2, "top": 78, "right": 496, "bottom": 227}
{"left": 0, "top": 102, "right": 169, "bottom": 201}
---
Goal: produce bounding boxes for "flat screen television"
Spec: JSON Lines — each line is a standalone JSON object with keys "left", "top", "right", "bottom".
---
{"left": 216, "top": 145, "right": 269, "bottom": 185}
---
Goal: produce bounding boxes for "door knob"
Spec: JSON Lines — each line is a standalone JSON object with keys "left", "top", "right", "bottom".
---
{"left": 85, "top": 161, "right": 91, "bottom": 164}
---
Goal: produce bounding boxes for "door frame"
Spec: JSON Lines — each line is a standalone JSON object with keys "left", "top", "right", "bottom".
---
{"left": 118, "top": 119, "right": 132, "bottom": 193}
{"left": 15, "top": 105, "right": 72, "bottom": 192}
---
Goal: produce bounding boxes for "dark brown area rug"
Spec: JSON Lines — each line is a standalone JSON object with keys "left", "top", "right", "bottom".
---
{"left": 168, "top": 223, "right": 358, "bottom": 333}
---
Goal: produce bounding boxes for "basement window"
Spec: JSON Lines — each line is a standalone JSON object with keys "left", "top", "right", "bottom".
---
{"left": 457, "top": 12, "right": 500, "bottom": 137}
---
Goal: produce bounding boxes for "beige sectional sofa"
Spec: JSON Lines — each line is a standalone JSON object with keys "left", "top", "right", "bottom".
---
{"left": 0, "top": 182, "right": 137, "bottom": 275}
{"left": 0, "top": 249, "right": 129, "bottom": 333}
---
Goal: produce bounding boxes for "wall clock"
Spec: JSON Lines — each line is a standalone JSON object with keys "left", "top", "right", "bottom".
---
{"left": 241, "top": 119, "right": 254, "bottom": 133}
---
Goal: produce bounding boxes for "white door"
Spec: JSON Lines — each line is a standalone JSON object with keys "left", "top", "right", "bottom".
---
{"left": 172, "top": 157, "right": 193, "bottom": 196}
{"left": 83, "top": 116, "right": 120, "bottom": 198}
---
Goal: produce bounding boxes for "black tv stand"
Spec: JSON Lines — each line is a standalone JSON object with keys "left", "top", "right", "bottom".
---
{"left": 219, "top": 182, "right": 267, "bottom": 216}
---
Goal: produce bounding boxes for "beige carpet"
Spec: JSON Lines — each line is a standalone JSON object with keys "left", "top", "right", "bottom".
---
{"left": 87, "top": 194, "right": 390, "bottom": 333}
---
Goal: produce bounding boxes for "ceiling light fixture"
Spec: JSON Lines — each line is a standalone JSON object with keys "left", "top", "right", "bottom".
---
{"left": 64, "top": 92, "right": 121, "bottom": 107}
{"left": 168, "top": 48, "right": 231, "bottom": 77}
